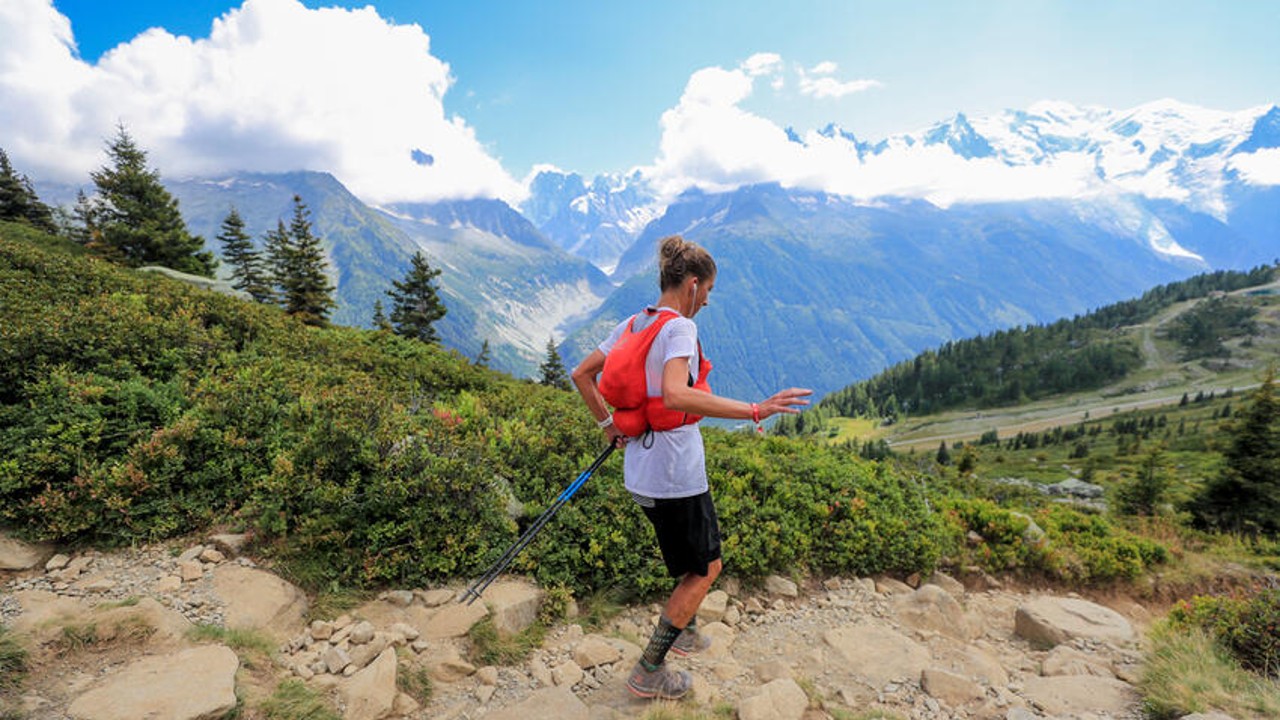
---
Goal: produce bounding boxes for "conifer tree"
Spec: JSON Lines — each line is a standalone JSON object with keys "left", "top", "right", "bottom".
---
{"left": 475, "top": 339, "right": 492, "bottom": 368}
{"left": 539, "top": 338, "right": 570, "bottom": 390}
{"left": 88, "top": 126, "right": 216, "bottom": 276}
{"left": 278, "top": 195, "right": 335, "bottom": 326}
{"left": 0, "top": 148, "right": 56, "bottom": 233}
{"left": 216, "top": 207, "right": 274, "bottom": 303}
{"left": 263, "top": 219, "right": 292, "bottom": 304}
{"left": 1191, "top": 369, "right": 1280, "bottom": 534}
{"left": 387, "top": 251, "right": 447, "bottom": 343}
{"left": 935, "top": 441, "right": 952, "bottom": 465}
{"left": 372, "top": 299, "right": 392, "bottom": 331}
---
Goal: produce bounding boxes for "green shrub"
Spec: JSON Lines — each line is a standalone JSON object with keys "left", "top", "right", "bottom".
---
{"left": 1167, "top": 588, "right": 1280, "bottom": 678}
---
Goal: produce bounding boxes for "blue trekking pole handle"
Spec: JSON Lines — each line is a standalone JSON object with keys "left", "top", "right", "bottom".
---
{"left": 461, "top": 443, "right": 617, "bottom": 604}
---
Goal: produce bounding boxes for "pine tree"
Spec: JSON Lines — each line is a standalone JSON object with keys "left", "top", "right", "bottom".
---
{"left": 372, "top": 299, "right": 392, "bottom": 331}
{"left": 88, "top": 126, "right": 216, "bottom": 276}
{"left": 387, "top": 251, "right": 447, "bottom": 343}
{"left": 279, "top": 195, "right": 335, "bottom": 326}
{"left": 0, "top": 148, "right": 56, "bottom": 233}
{"left": 1191, "top": 369, "right": 1280, "bottom": 534}
{"left": 935, "top": 441, "right": 952, "bottom": 466}
{"left": 263, "top": 219, "right": 292, "bottom": 305}
{"left": 216, "top": 207, "right": 274, "bottom": 304}
{"left": 539, "top": 337, "right": 570, "bottom": 390}
{"left": 474, "top": 339, "right": 492, "bottom": 368}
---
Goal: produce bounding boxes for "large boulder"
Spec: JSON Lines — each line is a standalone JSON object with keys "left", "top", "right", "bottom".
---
{"left": 0, "top": 532, "right": 53, "bottom": 571}
{"left": 482, "top": 580, "right": 542, "bottom": 636}
{"left": 738, "top": 678, "right": 809, "bottom": 720}
{"left": 1021, "top": 675, "right": 1139, "bottom": 716}
{"left": 66, "top": 645, "right": 238, "bottom": 720}
{"left": 1014, "top": 596, "right": 1134, "bottom": 648}
{"left": 824, "top": 624, "right": 930, "bottom": 686}
{"left": 211, "top": 564, "right": 307, "bottom": 641}
{"left": 421, "top": 601, "right": 488, "bottom": 639}
{"left": 341, "top": 647, "right": 398, "bottom": 720}
{"left": 892, "top": 584, "right": 971, "bottom": 640}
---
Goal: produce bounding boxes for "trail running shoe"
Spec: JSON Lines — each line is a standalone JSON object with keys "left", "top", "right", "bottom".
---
{"left": 669, "top": 625, "right": 712, "bottom": 657}
{"left": 626, "top": 661, "right": 692, "bottom": 700}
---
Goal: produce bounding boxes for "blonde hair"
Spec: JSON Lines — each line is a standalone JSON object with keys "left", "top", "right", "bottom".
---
{"left": 657, "top": 235, "right": 716, "bottom": 291}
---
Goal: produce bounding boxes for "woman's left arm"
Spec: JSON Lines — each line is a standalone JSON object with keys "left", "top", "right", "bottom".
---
{"left": 661, "top": 356, "right": 811, "bottom": 421}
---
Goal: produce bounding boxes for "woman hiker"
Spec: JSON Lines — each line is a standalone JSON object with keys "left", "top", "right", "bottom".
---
{"left": 571, "top": 234, "right": 812, "bottom": 700}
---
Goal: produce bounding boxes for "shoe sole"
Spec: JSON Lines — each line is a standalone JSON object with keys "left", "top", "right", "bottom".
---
{"left": 626, "top": 682, "right": 690, "bottom": 700}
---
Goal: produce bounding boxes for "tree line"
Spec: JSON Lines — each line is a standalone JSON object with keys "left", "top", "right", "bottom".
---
{"left": 0, "top": 128, "right": 456, "bottom": 342}
{"left": 776, "top": 263, "right": 1277, "bottom": 437}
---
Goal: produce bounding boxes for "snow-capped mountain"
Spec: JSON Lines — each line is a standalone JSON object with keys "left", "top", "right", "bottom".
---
{"left": 520, "top": 168, "right": 662, "bottom": 275}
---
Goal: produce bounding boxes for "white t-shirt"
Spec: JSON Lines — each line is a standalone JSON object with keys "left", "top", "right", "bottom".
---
{"left": 599, "top": 306, "right": 708, "bottom": 499}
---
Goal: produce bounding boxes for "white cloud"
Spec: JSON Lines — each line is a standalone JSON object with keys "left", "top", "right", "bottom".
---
{"left": 797, "top": 60, "right": 882, "bottom": 99}
{"left": 646, "top": 54, "right": 1102, "bottom": 206}
{"left": 0, "top": 0, "right": 523, "bottom": 204}
{"left": 1230, "top": 148, "right": 1280, "bottom": 185}
{"left": 741, "top": 52, "right": 783, "bottom": 77}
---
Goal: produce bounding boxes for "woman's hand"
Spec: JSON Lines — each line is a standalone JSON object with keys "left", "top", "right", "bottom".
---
{"left": 604, "top": 424, "right": 629, "bottom": 447}
{"left": 758, "top": 387, "right": 813, "bottom": 418}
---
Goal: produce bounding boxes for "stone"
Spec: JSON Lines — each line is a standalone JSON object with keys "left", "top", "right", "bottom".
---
{"left": 212, "top": 564, "right": 309, "bottom": 642}
{"left": 476, "top": 666, "right": 500, "bottom": 686}
{"left": 418, "top": 588, "right": 456, "bottom": 607}
{"left": 383, "top": 589, "right": 415, "bottom": 607}
{"left": 476, "top": 685, "right": 496, "bottom": 703}
{"left": 573, "top": 634, "right": 622, "bottom": 669}
{"left": 1179, "top": 713, "right": 1238, "bottom": 720}
{"left": 422, "top": 601, "right": 488, "bottom": 639}
{"left": 65, "top": 645, "right": 238, "bottom": 720}
{"left": 724, "top": 605, "right": 742, "bottom": 626}
{"left": 341, "top": 647, "right": 398, "bottom": 720}
{"left": 823, "top": 624, "right": 930, "bottom": 686}
{"left": 1021, "top": 675, "right": 1139, "bottom": 716}
{"left": 701, "top": 621, "right": 736, "bottom": 659}
{"left": 482, "top": 687, "right": 588, "bottom": 720}
{"left": 349, "top": 635, "right": 390, "bottom": 670}
{"left": 426, "top": 645, "right": 476, "bottom": 683}
{"left": 925, "top": 571, "right": 966, "bottom": 598}
{"left": 1041, "top": 645, "right": 1114, "bottom": 677}
{"left": 482, "top": 580, "right": 543, "bottom": 636}
{"left": 177, "top": 545, "right": 205, "bottom": 563}
{"left": 1006, "top": 709, "right": 1038, "bottom": 720}
{"left": 529, "top": 658, "right": 553, "bottom": 687}
{"left": 324, "top": 646, "right": 353, "bottom": 675}
{"left": 745, "top": 597, "right": 766, "bottom": 614}
{"left": 764, "top": 574, "right": 799, "bottom": 597}
{"left": 1015, "top": 596, "right": 1134, "bottom": 648}
{"left": 929, "top": 640, "right": 1009, "bottom": 686}
{"left": 179, "top": 560, "right": 204, "bottom": 582}
{"left": 45, "top": 553, "right": 71, "bottom": 571}
{"left": 153, "top": 576, "right": 182, "bottom": 593}
{"left": 310, "top": 620, "right": 334, "bottom": 641}
{"left": 552, "top": 661, "right": 584, "bottom": 687}
{"left": 394, "top": 691, "right": 421, "bottom": 715}
{"left": 350, "top": 620, "right": 377, "bottom": 644}
{"left": 198, "top": 548, "right": 226, "bottom": 564}
{"left": 390, "top": 621, "right": 420, "bottom": 642}
{"left": 874, "top": 577, "right": 914, "bottom": 596}
{"left": 698, "top": 589, "right": 730, "bottom": 623}
{"left": 208, "top": 533, "right": 249, "bottom": 556}
{"left": 921, "top": 667, "right": 985, "bottom": 706}
{"left": 738, "top": 678, "right": 809, "bottom": 720}
{"left": 892, "top": 584, "right": 971, "bottom": 640}
{"left": 77, "top": 575, "right": 116, "bottom": 594}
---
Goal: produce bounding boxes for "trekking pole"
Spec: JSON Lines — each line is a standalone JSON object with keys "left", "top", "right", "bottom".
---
{"left": 460, "top": 443, "right": 617, "bottom": 605}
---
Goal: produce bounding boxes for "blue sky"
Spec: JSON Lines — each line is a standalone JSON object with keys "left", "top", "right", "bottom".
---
{"left": 47, "top": 0, "right": 1280, "bottom": 177}
{"left": 4, "top": 0, "right": 1277, "bottom": 204}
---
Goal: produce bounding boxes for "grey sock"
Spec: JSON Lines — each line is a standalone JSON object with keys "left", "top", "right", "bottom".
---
{"left": 640, "top": 615, "right": 683, "bottom": 670}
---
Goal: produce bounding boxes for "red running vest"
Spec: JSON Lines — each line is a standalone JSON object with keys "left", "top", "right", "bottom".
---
{"left": 598, "top": 309, "right": 712, "bottom": 436}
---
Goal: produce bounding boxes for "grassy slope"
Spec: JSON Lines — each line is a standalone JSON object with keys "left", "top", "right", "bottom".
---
{"left": 849, "top": 278, "right": 1280, "bottom": 451}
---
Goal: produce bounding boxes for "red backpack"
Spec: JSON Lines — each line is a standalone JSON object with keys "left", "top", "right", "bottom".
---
{"left": 598, "top": 309, "right": 712, "bottom": 436}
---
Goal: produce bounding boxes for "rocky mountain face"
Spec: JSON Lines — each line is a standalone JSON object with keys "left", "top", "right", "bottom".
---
{"left": 520, "top": 169, "right": 662, "bottom": 275}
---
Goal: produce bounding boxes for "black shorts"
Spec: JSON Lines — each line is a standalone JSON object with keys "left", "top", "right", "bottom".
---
{"left": 641, "top": 491, "right": 722, "bottom": 578}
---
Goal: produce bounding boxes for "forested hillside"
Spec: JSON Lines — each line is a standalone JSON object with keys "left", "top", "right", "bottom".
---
{"left": 777, "top": 264, "right": 1277, "bottom": 436}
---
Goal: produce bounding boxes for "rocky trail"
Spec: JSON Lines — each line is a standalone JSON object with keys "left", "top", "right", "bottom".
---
{"left": 0, "top": 532, "right": 1233, "bottom": 720}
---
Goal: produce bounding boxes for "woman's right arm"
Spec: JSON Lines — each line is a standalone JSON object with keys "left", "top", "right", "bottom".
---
{"left": 572, "top": 350, "right": 628, "bottom": 445}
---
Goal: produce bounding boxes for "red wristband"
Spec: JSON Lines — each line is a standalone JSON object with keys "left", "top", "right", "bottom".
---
{"left": 751, "top": 403, "right": 761, "bottom": 423}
